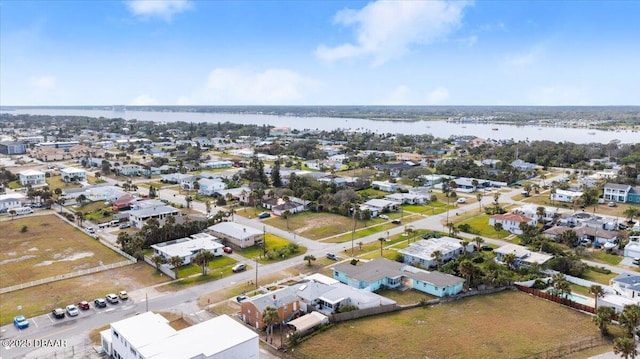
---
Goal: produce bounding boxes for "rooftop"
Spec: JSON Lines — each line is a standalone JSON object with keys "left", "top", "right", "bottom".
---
{"left": 151, "top": 234, "right": 222, "bottom": 258}
{"left": 398, "top": 237, "right": 463, "bottom": 260}
{"left": 208, "top": 221, "right": 262, "bottom": 239}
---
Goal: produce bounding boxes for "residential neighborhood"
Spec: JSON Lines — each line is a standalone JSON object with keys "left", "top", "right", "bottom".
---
{"left": 1, "top": 111, "right": 640, "bottom": 359}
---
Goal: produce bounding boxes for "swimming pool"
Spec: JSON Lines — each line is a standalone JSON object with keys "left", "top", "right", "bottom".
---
{"left": 545, "top": 289, "right": 589, "bottom": 304}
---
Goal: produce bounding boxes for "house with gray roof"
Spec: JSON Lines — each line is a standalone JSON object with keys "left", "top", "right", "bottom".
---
{"left": 333, "top": 258, "right": 464, "bottom": 297}
{"left": 610, "top": 273, "right": 640, "bottom": 300}
{"left": 240, "top": 286, "right": 299, "bottom": 329}
{"left": 604, "top": 183, "right": 640, "bottom": 204}
{"left": 398, "top": 237, "right": 472, "bottom": 269}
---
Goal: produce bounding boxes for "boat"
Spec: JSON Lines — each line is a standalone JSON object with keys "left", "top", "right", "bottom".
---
{"left": 491, "top": 128, "right": 499, "bottom": 131}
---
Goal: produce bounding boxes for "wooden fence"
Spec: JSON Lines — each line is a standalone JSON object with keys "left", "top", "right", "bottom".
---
{"left": 518, "top": 336, "right": 608, "bottom": 359}
{"left": 514, "top": 284, "right": 595, "bottom": 314}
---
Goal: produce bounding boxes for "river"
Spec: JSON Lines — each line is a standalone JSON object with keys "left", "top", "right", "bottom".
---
{"left": 2, "top": 108, "right": 638, "bottom": 144}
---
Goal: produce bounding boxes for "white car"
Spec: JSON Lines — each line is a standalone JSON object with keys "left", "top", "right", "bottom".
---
{"left": 456, "top": 198, "right": 466, "bottom": 204}
{"left": 65, "top": 304, "right": 79, "bottom": 317}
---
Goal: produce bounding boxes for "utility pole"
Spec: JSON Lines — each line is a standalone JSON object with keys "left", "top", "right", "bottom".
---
{"left": 255, "top": 256, "right": 258, "bottom": 289}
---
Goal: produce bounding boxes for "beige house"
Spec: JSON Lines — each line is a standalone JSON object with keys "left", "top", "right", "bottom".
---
{"left": 207, "top": 222, "right": 263, "bottom": 249}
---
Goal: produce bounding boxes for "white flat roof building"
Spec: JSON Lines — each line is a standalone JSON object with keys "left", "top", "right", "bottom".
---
{"left": 151, "top": 233, "right": 223, "bottom": 265}
{"left": 399, "top": 237, "right": 467, "bottom": 268}
{"left": 101, "top": 312, "right": 258, "bottom": 359}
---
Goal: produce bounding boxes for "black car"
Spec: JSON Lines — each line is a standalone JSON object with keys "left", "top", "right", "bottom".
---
{"left": 52, "top": 308, "right": 65, "bottom": 319}
{"left": 481, "top": 245, "right": 494, "bottom": 252}
{"left": 94, "top": 298, "right": 107, "bottom": 308}
{"left": 391, "top": 219, "right": 401, "bottom": 224}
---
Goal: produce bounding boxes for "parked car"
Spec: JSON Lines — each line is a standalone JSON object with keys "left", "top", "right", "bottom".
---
{"left": 236, "top": 295, "right": 248, "bottom": 302}
{"left": 106, "top": 293, "right": 119, "bottom": 304}
{"left": 223, "top": 246, "right": 233, "bottom": 254}
{"left": 66, "top": 304, "right": 79, "bottom": 317}
{"left": 391, "top": 219, "right": 401, "bottom": 224}
{"left": 118, "top": 291, "right": 129, "bottom": 300}
{"left": 52, "top": 308, "right": 65, "bottom": 319}
{"left": 258, "top": 212, "right": 271, "bottom": 219}
{"left": 94, "top": 298, "right": 107, "bottom": 308}
{"left": 78, "top": 301, "right": 90, "bottom": 310}
{"left": 481, "top": 245, "right": 494, "bottom": 252}
{"left": 119, "top": 223, "right": 131, "bottom": 229}
{"left": 608, "top": 201, "right": 617, "bottom": 207}
{"left": 633, "top": 258, "right": 640, "bottom": 266}
{"left": 13, "top": 315, "right": 29, "bottom": 329}
{"left": 456, "top": 198, "right": 467, "bottom": 204}
{"left": 85, "top": 227, "right": 95, "bottom": 234}
{"left": 379, "top": 214, "right": 389, "bottom": 220}
{"left": 232, "top": 263, "right": 247, "bottom": 273}
{"left": 326, "top": 253, "right": 339, "bottom": 261}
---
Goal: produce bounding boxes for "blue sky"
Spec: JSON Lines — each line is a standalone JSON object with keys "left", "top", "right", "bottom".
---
{"left": 1, "top": 0, "right": 639, "bottom": 106}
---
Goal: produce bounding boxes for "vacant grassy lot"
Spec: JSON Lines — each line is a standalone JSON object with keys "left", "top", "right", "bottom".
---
{"left": 589, "top": 251, "right": 623, "bottom": 266}
{"left": 582, "top": 268, "right": 617, "bottom": 285}
{"left": 264, "top": 212, "right": 381, "bottom": 240}
{"left": 292, "top": 290, "right": 600, "bottom": 359}
{"left": 0, "top": 262, "right": 167, "bottom": 324}
{"left": 453, "top": 213, "right": 510, "bottom": 239}
{"left": 46, "top": 175, "right": 81, "bottom": 190}
{"left": 237, "top": 233, "right": 307, "bottom": 263}
{"left": 0, "top": 215, "right": 125, "bottom": 287}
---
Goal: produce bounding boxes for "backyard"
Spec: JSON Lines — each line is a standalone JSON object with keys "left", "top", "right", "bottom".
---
{"left": 291, "top": 290, "right": 602, "bottom": 359}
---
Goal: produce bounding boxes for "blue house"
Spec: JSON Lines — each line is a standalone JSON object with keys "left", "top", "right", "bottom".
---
{"left": 333, "top": 258, "right": 464, "bottom": 297}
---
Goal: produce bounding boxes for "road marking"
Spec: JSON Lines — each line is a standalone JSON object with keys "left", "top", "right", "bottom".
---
{"left": 31, "top": 317, "right": 39, "bottom": 328}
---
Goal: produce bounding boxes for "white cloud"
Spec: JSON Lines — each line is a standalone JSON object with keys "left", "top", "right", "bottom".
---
{"left": 203, "top": 68, "right": 318, "bottom": 105}
{"left": 316, "top": 0, "right": 469, "bottom": 66}
{"left": 28, "top": 75, "right": 56, "bottom": 89}
{"left": 130, "top": 94, "right": 159, "bottom": 105}
{"left": 126, "top": 0, "right": 193, "bottom": 21}
{"left": 426, "top": 87, "right": 450, "bottom": 105}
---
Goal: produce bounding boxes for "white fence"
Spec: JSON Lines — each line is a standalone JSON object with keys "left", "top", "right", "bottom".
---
{"left": 0, "top": 260, "right": 135, "bottom": 294}
{"left": 143, "top": 255, "right": 177, "bottom": 279}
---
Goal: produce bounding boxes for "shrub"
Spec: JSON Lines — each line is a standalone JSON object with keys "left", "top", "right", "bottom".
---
{"left": 20, "top": 225, "right": 28, "bottom": 233}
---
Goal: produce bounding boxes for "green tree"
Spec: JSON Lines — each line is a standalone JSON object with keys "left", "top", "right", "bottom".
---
{"left": 593, "top": 305, "right": 615, "bottom": 336}
{"left": 476, "top": 193, "right": 482, "bottom": 212}
{"left": 192, "top": 250, "right": 215, "bottom": 276}
{"left": 458, "top": 259, "right": 476, "bottom": 289}
{"left": 589, "top": 285, "right": 605, "bottom": 310}
{"left": 271, "top": 159, "right": 282, "bottom": 188}
{"left": 474, "top": 236, "right": 484, "bottom": 252}
{"left": 304, "top": 254, "right": 316, "bottom": 266}
{"left": 619, "top": 304, "right": 640, "bottom": 338}
{"left": 168, "top": 256, "right": 184, "bottom": 278}
{"left": 151, "top": 254, "right": 165, "bottom": 273}
{"left": 378, "top": 237, "right": 386, "bottom": 257}
{"left": 262, "top": 306, "right": 280, "bottom": 344}
{"left": 282, "top": 210, "right": 291, "bottom": 230}
{"left": 613, "top": 336, "right": 638, "bottom": 359}
{"left": 624, "top": 207, "right": 640, "bottom": 223}
{"left": 502, "top": 253, "right": 517, "bottom": 269}
{"left": 431, "top": 250, "right": 443, "bottom": 270}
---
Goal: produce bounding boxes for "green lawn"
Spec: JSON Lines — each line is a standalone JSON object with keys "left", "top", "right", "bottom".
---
{"left": 236, "top": 233, "right": 307, "bottom": 263}
{"left": 455, "top": 214, "right": 510, "bottom": 239}
{"left": 581, "top": 268, "right": 617, "bottom": 285}
{"left": 588, "top": 251, "right": 623, "bottom": 266}
{"left": 46, "top": 175, "right": 81, "bottom": 190}
{"left": 7, "top": 180, "right": 21, "bottom": 189}
{"left": 264, "top": 212, "right": 377, "bottom": 240}
{"left": 356, "top": 188, "right": 388, "bottom": 199}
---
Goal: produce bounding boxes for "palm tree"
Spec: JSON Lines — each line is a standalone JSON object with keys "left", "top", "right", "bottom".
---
{"left": 502, "top": 253, "right": 517, "bottom": 270}
{"left": 458, "top": 259, "right": 476, "bottom": 289}
{"left": 76, "top": 194, "right": 87, "bottom": 206}
{"left": 205, "top": 200, "right": 212, "bottom": 215}
{"left": 304, "top": 254, "right": 316, "bottom": 266}
{"left": 536, "top": 206, "right": 546, "bottom": 222}
{"left": 75, "top": 212, "right": 85, "bottom": 226}
{"left": 431, "top": 250, "right": 443, "bottom": 270}
{"left": 116, "top": 232, "right": 131, "bottom": 251}
{"left": 624, "top": 207, "right": 639, "bottom": 223}
{"left": 151, "top": 254, "right": 165, "bottom": 273}
{"left": 619, "top": 304, "right": 640, "bottom": 338}
{"left": 476, "top": 193, "right": 482, "bottom": 212}
{"left": 474, "top": 236, "right": 484, "bottom": 252}
{"left": 560, "top": 229, "right": 578, "bottom": 247}
{"left": 589, "top": 285, "right": 605, "bottom": 310}
{"left": 551, "top": 272, "right": 571, "bottom": 298}
{"left": 168, "top": 256, "right": 184, "bottom": 278}
{"left": 192, "top": 251, "right": 215, "bottom": 276}
{"left": 57, "top": 197, "right": 66, "bottom": 213}
{"left": 282, "top": 210, "right": 291, "bottom": 230}
{"left": 613, "top": 336, "right": 638, "bottom": 359}
{"left": 8, "top": 209, "right": 17, "bottom": 220}
{"left": 446, "top": 222, "right": 456, "bottom": 236}
{"left": 262, "top": 306, "right": 280, "bottom": 344}
{"left": 378, "top": 237, "right": 386, "bottom": 257}
{"left": 593, "top": 305, "right": 615, "bottom": 336}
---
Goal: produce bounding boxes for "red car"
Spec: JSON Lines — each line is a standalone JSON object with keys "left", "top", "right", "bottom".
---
{"left": 78, "top": 301, "right": 90, "bottom": 310}
{"left": 223, "top": 246, "right": 233, "bottom": 254}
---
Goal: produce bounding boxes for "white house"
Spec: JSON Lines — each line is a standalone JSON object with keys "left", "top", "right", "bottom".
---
{"left": 489, "top": 213, "right": 537, "bottom": 234}
{"left": 0, "top": 193, "right": 25, "bottom": 212}
{"left": 511, "top": 204, "right": 560, "bottom": 223}
{"left": 371, "top": 181, "right": 399, "bottom": 193}
{"left": 494, "top": 243, "right": 553, "bottom": 268}
{"left": 361, "top": 199, "right": 399, "bottom": 217}
{"left": 60, "top": 167, "right": 87, "bottom": 182}
{"left": 18, "top": 169, "right": 46, "bottom": 186}
{"left": 197, "top": 178, "right": 227, "bottom": 196}
{"left": 398, "top": 237, "right": 472, "bottom": 269}
{"left": 550, "top": 189, "right": 584, "bottom": 203}
{"left": 118, "top": 164, "right": 142, "bottom": 176}
{"left": 511, "top": 159, "right": 536, "bottom": 171}
{"left": 207, "top": 222, "right": 263, "bottom": 249}
{"left": 151, "top": 233, "right": 224, "bottom": 265}
{"left": 624, "top": 236, "right": 640, "bottom": 259}
{"left": 100, "top": 312, "right": 258, "bottom": 359}
{"left": 128, "top": 205, "right": 180, "bottom": 228}
{"left": 610, "top": 273, "right": 640, "bottom": 300}
{"left": 385, "top": 192, "right": 426, "bottom": 205}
